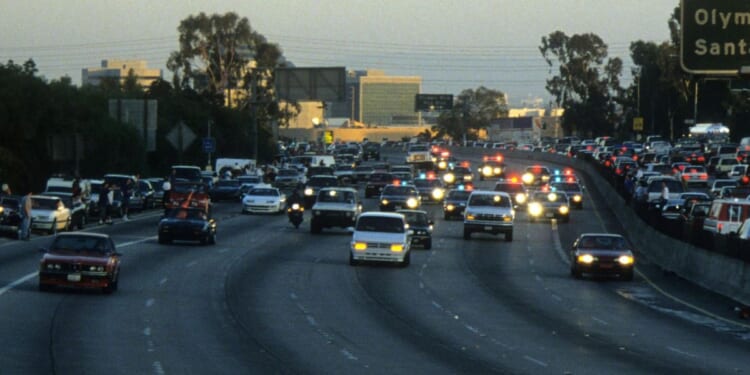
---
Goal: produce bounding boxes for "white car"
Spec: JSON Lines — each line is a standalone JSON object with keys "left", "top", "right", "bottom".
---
{"left": 350, "top": 212, "right": 411, "bottom": 267}
{"left": 30, "top": 195, "right": 72, "bottom": 234}
{"left": 241, "top": 187, "right": 286, "bottom": 214}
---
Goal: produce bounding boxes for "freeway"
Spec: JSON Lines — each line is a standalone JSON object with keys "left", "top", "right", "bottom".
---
{"left": 0, "top": 148, "right": 749, "bottom": 374}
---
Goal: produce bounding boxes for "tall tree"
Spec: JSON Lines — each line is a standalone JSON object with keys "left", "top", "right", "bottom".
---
{"left": 540, "top": 31, "right": 623, "bottom": 137}
{"left": 434, "top": 86, "right": 508, "bottom": 142}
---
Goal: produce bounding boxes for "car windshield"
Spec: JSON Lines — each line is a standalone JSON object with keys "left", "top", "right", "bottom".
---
{"left": 647, "top": 180, "right": 684, "bottom": 193}
{"left": 355, "top": 216, "right": 405, "bottom": 233}
{"left": 318, "top": 190, "right": 355, "bottom": 203}
{"left": 248, "top": 188, "right": 278, "bottom": 196}
{"left": 278, "top": 169, "right": 298, "bottom": 176}
{"left": 355, "top": 167, "right": 374, "bottom": 172}
{"left": 414, "top": 179, "right": 441, "bottom": 188}
{"left": 382, "top": 186, "right": 418, "bottom": 195}
{"left": 495, "top": 183, "right": 525, "bottom": 194}
{"left": 172, "top": 183, "right": 207, "bottom": 193}
{"left": 578, "top": 236, "right": 627, "bottom": 250}
{"left": 399, "top": 211, "right": 429, "bottom": 226}
{"left": 308, "top": 177, "right": 338, "bottom": 186}
{"left": 532, "top": 192, "right": 567, "bottom": 202}
{"left": 447, "top": 190, "right": 472, "bottom": 200}
{"left": 551, "top": 183, "right": 580, "bottom": 192}
{"left": 468, "top": 194, "right": 510, "bottom": 207}
{"left": 368, "top": 173, "right": 393, "bottom": 182}
{"left": 167, "top": 208, "right": 208, "bottom": 220}
{"left": 32, "top": 198, "right": 59, "bottom": 210}
{"left": 51, "top": 236, "right": 109, "bottom": 254}
{"left": 216, "top": 180, "right": 240, "bottom": 187}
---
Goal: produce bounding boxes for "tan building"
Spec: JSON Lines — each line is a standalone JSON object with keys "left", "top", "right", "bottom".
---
{"left": 356, "top": 70, "right": 421, "bottom": 126}
{"left": 82, "top": 59, "right": 162, "bottom": 88}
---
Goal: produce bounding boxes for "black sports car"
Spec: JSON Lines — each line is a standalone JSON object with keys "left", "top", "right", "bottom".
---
{"left": 0, "top": 195, "right": 22, "bottom": 238}
{"left": 158, "top": 207, "right": 216, "bottom": 245}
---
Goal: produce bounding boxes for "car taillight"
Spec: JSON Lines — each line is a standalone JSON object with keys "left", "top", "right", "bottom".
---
{"left": 718, "top": 223, "right": 723, "bottom": 232}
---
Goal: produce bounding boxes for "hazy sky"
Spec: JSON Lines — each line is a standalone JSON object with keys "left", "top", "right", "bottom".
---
{"left": 0, "top": 0, "right": 678, "bottom": 105}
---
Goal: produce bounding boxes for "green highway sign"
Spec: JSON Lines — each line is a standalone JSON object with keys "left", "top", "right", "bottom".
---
{"left": 415, "top": 94, "right": 453, "bottom": 111}
{"left": 681, "top": 0, "right": 750, "bottom": 75}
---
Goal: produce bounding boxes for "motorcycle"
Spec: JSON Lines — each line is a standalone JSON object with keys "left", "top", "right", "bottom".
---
{"left": 287, "top": 203, "right": 304, "bottom": 228}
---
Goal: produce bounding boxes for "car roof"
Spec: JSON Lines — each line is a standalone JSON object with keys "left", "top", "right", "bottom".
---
{"left": 55, "top": 232, "right": 111, "bottom": 239}
{"left": 358, "top": 212, "right": 405, "bottom": 219}
{"left": 579, "top": 233, "right": 624, "bottom": 239}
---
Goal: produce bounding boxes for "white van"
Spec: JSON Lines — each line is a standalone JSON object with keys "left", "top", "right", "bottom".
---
{"left": 703, "top": 199, "right": 750, "bottom": 235}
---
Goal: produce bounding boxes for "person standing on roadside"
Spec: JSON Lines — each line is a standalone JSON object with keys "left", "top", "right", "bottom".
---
{"left": 1, "top": 183, "right": 11, "bottom": 196}
{"left": 162, "top": 176, "right": 172, "bottom": 215}
{"left": 19, "top": 191, "right": 32, "bottom": 240}
{"left": 121, "top": 179, "right": 132, "bottom": 221}
{"left": 99, "top": 182, "right": 112, "bottom": 225}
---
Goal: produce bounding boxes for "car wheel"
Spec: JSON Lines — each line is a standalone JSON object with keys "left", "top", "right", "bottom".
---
{"left": 103, "top": 279, "right": 118, "bottom": 294}
{"left": 399, "top": 251, "right": 411, "bottom": 267}
{"left": 310, "top": 221, "right": 322, "bottom": 234}
{"left": 38, "top": 283, "right": 53, "bottom": 292}
{"left": 78, "top": 214, "right": 87, "bottom": 230}
{"left": 463, "top": 228, "right": 471, "bottom": 240}
{"left": 622, "top": 270, "right": 634, "bottom": 281}
{"left": 505, "top": 231, "right": 513, "bottom": 242}
{"left": 571, "top": 267, "right": 582, "bottom": 279}
{"left": 424, "top": 239, "right": 432, "bottom": 250}
{"left": 158, "top": 235, "right": 171, "bottom": 244}
{"left": 349, "top": 253, "right": 359, "bottom": 266}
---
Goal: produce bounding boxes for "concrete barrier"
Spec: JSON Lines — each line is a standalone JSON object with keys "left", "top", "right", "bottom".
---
{"left": 456, "top": 147, "right": 750, "bottom": 305}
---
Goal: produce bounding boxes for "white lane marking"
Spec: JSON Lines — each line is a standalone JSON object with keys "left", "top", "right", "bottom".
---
{"left": 340, "top": 349, "right": 359, "bottom": 361}
{"left": 0, "top": 236, "right": 155, "bottom": 298}
{"left": 551, "top": 220, "right": 570, "bottom": 266}
{"left": 152, "top": 361, "right": 165, "bottom": 375}
{"left": 667, "top": 346, "right": 698, "bottom": 358}
{"left": 159, "top": 278, "right": 168, "bottom": 286}
{"left": 306, "top": 315, "right": 317, "bottom": 327}
{"left": 143, "top": 327, "right": 151, "bottom": 336}
{"left": 465, "top": 324, "right": 479, "bottom": 334}
{"left": 185, "top": 260, "right": 198, "bottom": 268}
{"left": 432, "top": 301, "right": 443, "bottom": 310}
{"left": 524, "top": 355, "right": 548, "bottom": 367}
{"left": 0, "top": 273, "right": 36, "bottom": 297}
{"left": 290, "top": 292, "right": 298, "bottom": 300}
{"left": 550, "top": 294, "right": 563, "bottom": 302}
{"left": 146, "top": 298, "right": 155, "bottom": 307}
{"left": 534, "top": 275, "right": 543, "bottom": 283}
{"left": 591, "top": 317, "right": 609, "bottom": 326}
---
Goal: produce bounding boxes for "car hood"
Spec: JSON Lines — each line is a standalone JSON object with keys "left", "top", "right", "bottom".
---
{"left": 31, "top": 208, "right": 64, "bottom": 216}
{"left": 243, "top": 196, "right": 280, "bottom": 203}
{"left": 43, "top": 253, "right": 111, "bottom": 266}
{"left": 160, "top": 218, "right": 207, "bottom": 226}
{"left": 352, "top": 231, "right": 406, "bottom": 243}
{"left": 574, "top": 249, "right": 633, "bottom": 257}
{"left": 465, "top": 207, "right": 513, "bottom": 216}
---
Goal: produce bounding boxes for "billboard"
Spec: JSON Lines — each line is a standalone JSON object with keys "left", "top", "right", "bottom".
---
{"left": 275, "top": 67, "right": 346, "bottom": 102}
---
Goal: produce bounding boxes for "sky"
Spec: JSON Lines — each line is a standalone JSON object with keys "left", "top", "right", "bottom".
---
{"left": 0, "top": 0, "right": 678, "bottom": 106}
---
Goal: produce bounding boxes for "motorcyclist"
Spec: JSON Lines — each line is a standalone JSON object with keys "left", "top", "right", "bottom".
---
{"left": 287, "top": 186, "right": 304, "bottom": 208}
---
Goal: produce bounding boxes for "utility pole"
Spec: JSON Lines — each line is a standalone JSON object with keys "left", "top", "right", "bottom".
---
{"left": 207, "top": 120, "right": 212, "bottom": 171}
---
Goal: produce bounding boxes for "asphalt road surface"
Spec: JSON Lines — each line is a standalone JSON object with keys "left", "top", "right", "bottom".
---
{"left": 0, "top": 148, "right": 748, "bottom": 374}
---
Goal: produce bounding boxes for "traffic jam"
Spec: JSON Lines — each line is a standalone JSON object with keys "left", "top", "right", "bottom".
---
{"left": 1, "top": 138, "right": 640, "bottom": 294}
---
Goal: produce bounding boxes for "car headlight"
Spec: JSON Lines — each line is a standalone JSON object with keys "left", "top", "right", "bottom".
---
{"left": 493, "top": 167, "right": 502, "bottom": 174}
{"left": 353, "top": 242, "right": 367, "bottom": 251}
{"left": 577, "top": 254, "right": 595, "bottom": 264}
{"left": 390, "top": 243, "right": 404, "bottom": 252}
{"left": 559, "top": 205, "right": 569, "bottom": 214}
{"left": 522, "top": 173, "right": 534, "bottom": 184}
{"left": 573, "top": 195, "right": 582, "bottom": 202}
{"left": 618, "top": 255, "right": 634, "bottom": 265}
{"left": 515, "top": 193, "right": 527, "bottom": 204}
{"left": 432, "top": 188, "right": 444, "bottom": 200}
{"left": 406, "top": 198, "right": 418, "bottom": 208}
{"left": 482, "top": 166, "right": 492, "bottom": 176}
{"left": 446, "top": 204, "right": 455, "bottom": 211}
{"left": 291, "top": 203, "right": 301, "bottom": 210}
{"left": 314, "top": 210, "right": 321, "bottom": 216}
{"left": 443, "top": 173, "right": 455, "bottom": 183}
{"left": 464, "top": 175, "right": 472, "bottom": 181}
{"left": 438, "top": 161, "right": 447, "bottom": 169}
{"left": 89, "top": 265, "right": 105, "bottom": 272}
{"left": 528, "top": 202, "right": 543, "bottom": 216}
{"left": 381, "top": 199, "right": 389, "bottom": 205}
{"left": 465, "top": 213, "right": 476, "bottom": 220}
{"left": 304, "top": 188, "right": 314, "bottom": 196}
